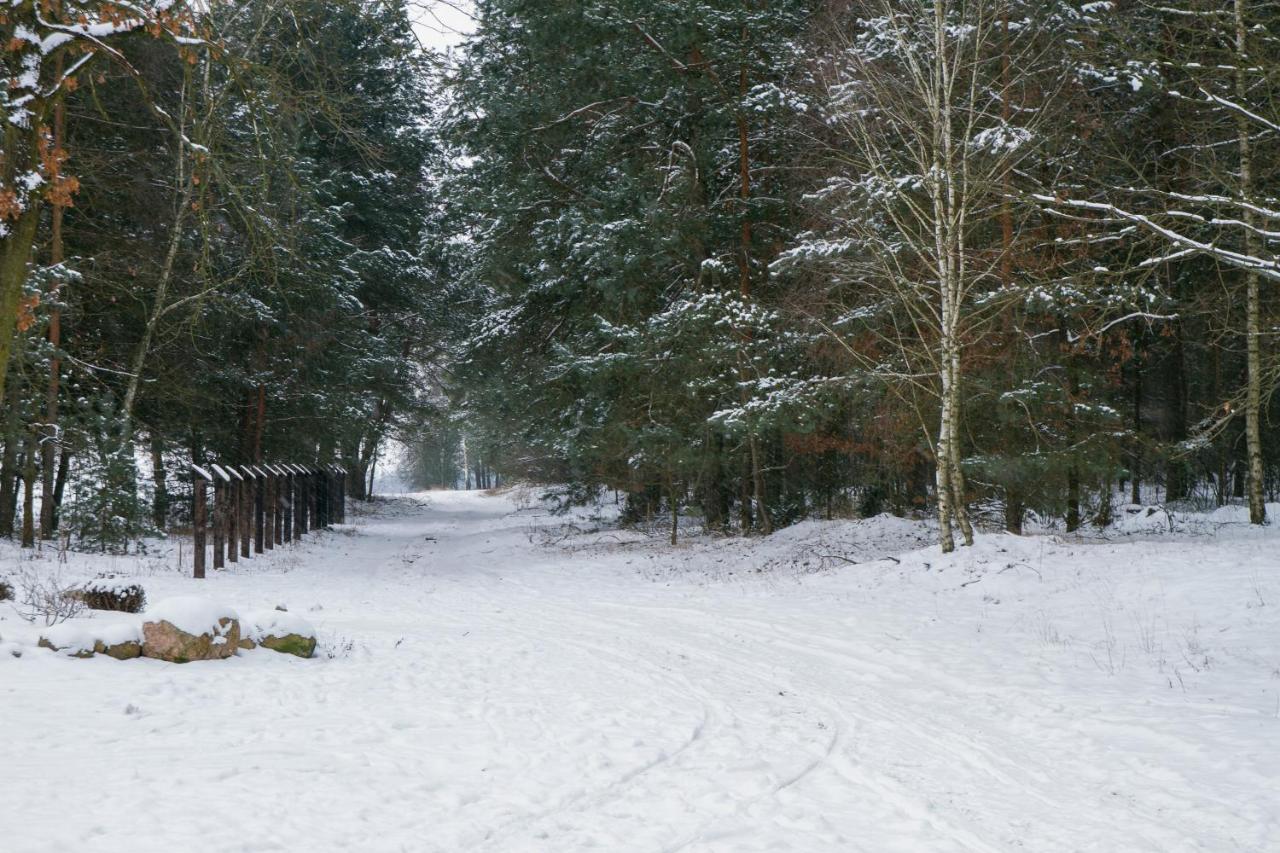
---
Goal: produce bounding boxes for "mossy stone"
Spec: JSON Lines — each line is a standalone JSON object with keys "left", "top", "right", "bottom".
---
{"left": 259, "top": 633, "right": 316, "bottom": 658}
{"left": 95, "top": 640, "right": 142, "bottom": 660}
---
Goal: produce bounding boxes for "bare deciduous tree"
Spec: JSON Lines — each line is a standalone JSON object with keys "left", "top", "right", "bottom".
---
{"left": 794, "top": 0, "right": 1066, "bottom": 550}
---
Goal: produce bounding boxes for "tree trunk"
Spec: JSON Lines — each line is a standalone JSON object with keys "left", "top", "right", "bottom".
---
{"left": 0, "top": 372, "right": 21, "bottom": 538}
{"left": 40, "top": 93, "right": 66, "bottom": 541}
{"left": 1066, "top": 462, "right": 1081, "bottom": 533}
{"left": 1237, "top": 0, "right": 1267, "bottom": 524}
{"left": 0, "top": 204, "right": 40, "bottom": 410}
{"left": 1004, "top": 489, "right": 1024, "bottom": 535}
{"left": 948, "top": 356, "right": 973, "bottom": 545}
{"left": 21, "top": 430, "right": 36, "bottom": 548}
{"left": 121, "top": 179, "right": 193, "bottom": 434}
{"left": 1163, "top": 306, "right": 1189, "bottom": 503}
{"left": 1130, "top": 359, "right": 1142, "bottom": 504}
{"left": 669, "top": 478, "right": 679, "bottom": 546}
{"left": 51, "top": 445, "right": 69, "bottom": 532}
{"left": 738, "top": 452, "right": 753, "bottom": 533}
{"left": 935, "top": 384, "right": 956, "bottom": 553}
{"left": 253, "top": 384, "right": 266, "bottom": 463}
{"left": 151, "top": 436, "right": 168, "bottom": 530}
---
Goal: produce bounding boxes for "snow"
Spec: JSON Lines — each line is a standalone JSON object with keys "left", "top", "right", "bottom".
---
{"left": 0, "top": 491, "right": 1277, "bottom": 851}
{"left": 1113, "top": 504, "right": 1172, "bottom": 535}
{"left": 38, "top": 618, "right": 141, "bottom": 656}
{"left": 82, "top": 575, "right": 143, "bottom": 593}
{"left": 143, "top": 596, "right": 238, "bottom": 636}
{"left": 241, "top": 608, "right": 315, "bottom": 643}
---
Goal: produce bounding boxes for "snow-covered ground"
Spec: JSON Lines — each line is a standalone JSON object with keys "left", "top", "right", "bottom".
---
{"left": 1, "top": 490, "right": 1277, "bottom": 852}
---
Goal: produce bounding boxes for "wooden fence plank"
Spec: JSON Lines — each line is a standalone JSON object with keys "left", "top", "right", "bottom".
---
{"left": 253, "top": 465, "right": 265, "bottom": 554}
{"left": 239, "top": 466, "right": 253, "bottom": 558}
{"left": 284, "top": 467, "right": 295, "bottom": 541}
{"left": 192, "top": 465, "right": 212, "bottom": 580}
{"left": 226, "top": 466, "right": 242, "bottom": 563}
{"left": 263, "top": 468, "right": 275, "bottom": 551}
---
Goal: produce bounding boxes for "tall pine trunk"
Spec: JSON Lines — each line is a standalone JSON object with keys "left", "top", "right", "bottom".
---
{"left": 0, "top": 372, "right": 20, "bottom": 538}
{"left": 21, "top": 429, "right": 36, "bottom": 548}
{"left": 151, "top": 436, "right": 168, "bottom": 530}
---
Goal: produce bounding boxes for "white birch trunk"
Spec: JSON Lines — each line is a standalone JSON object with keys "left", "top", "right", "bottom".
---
{"left": 1236, "top": 0, "right": 1268, "bottom": 525}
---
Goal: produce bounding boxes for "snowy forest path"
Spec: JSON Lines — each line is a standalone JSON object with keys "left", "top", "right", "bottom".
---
{"left": 1, "top": 491, "right": 1275, "bottom": 853}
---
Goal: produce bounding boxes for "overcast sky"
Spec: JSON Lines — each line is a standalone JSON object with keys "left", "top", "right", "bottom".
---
{"left": 408, "top": 0, "right": 475, "bottom": 53}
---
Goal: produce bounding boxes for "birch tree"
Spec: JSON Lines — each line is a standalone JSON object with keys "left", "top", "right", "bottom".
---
{"left": 1037, "top": 0, "right": 1277, "bottom": 524}
{"left": 788, "top": 0, "right": 1069, "bottom": 550}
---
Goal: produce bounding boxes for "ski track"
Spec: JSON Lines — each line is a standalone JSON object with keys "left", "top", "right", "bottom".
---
{"left": 1, "top": 491, "right": 1276, "bottom": 852}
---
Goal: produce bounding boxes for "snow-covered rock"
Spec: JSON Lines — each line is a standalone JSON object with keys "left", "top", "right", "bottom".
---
{"left": 239, "top": 608, "right": 317, "bottom": 658}
{"left": 38, "top": 620, "right": 143, "bottom": 660}
{"left": 141, "top": 597, "right": 240, "bottom": 663}
{"left": 1114, "top": 504, "right": 1171, "bottom": 534}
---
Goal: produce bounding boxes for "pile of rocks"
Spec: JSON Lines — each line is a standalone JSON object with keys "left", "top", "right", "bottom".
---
{"left": 38, "top": 596, "right": 317, "bottom": 663}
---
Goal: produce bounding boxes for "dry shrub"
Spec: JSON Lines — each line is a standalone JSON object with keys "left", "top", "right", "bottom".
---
{"left": 76, "top": 576, "right": 146, "bottom": 613}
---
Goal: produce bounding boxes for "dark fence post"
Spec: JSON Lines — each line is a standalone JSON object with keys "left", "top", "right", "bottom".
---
{"left": 302, "top": 465, "right": 310, "bottom": 534}
{"left": 315, "top": 467, "right": 326, "bottom": 529}
{"left": 239, "top": 466, "right": 253, "bottom": 558}
{"left": 329, "top": 464, "right": 341, "bottom": 524}
{"left": 270, "top": 465, "right": 282, "bottom": 545}
{"left": 252, "top": 465, "right": 265, "bottom": 554}
{"left": 339, "top": 467, "right": 347, "bottom": 523}
{"left": 296, "top": 466, "right": 308, "bottom": 536}
{"left": 211, "top": 465, "right": 227, "bottom": 570}
{"left": 263, "top": 466, "right": 275, "bottom": 551}
{"left": 283, "top": 466, "right": 295, "bottom": 541}
{"left": 226, "top": 466, "right": 242, "bottom": 563}
{"left": 330, "top": 465, "right": 339, "bottom": 524}
{"left": 333, "top": 466, "right": 343, "bottom": 523}
{"left": 308, "top": 467, "right": 319, "bottom": 531}
{"left": 279, "top": 466, "right": 289, "bottom": 537}
{"left": 327, "top": 466, "right": 335, "bottom": 526}
{"left": 319, "top": 467, "right": 330, "bottom": 528}
{"left": 192, "top": 465, "right": 211, "bottom": 579}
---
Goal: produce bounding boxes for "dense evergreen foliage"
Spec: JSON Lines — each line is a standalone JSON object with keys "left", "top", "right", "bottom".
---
{"left": 2, "top": 0, "right": 1279, "bottom": 551}
{"left": 1, "top": 0, "right": 447, "bottom": 549}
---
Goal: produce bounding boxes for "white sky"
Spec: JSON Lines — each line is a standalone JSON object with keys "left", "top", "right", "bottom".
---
{"left": 407, "top": 0, "right": 476, "bottom": 53}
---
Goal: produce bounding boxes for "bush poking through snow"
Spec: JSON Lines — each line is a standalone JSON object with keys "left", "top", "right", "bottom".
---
{"left": 15, "top": 567, "right": 85, "bottom": 625}
{"left": 73, "top": 577, "right": 146, "bottom": 613}
{"left": 0, "top": 577, "right": 12, "bottom": 602}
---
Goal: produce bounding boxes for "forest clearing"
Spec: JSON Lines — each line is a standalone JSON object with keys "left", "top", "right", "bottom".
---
{"left": 2, "top": 490, "right": 1277, "bottom": 852}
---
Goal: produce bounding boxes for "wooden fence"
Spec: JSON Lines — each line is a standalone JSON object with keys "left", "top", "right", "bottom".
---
{"left": 190, "top": 464, "right": 347, "bottom": 579}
